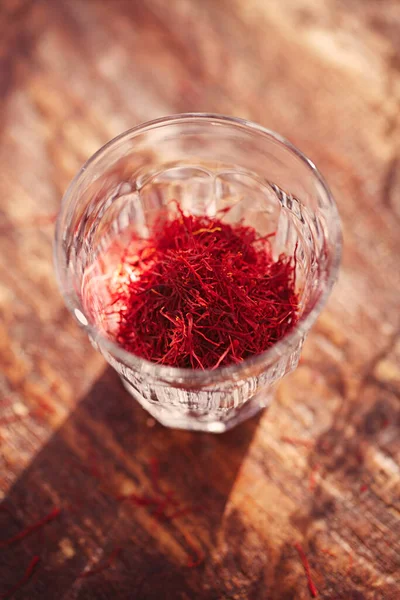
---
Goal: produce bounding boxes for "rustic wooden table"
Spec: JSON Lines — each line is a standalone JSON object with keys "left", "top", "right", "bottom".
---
{"left": 0, "top": 1, "right": 399, "bottom": 598}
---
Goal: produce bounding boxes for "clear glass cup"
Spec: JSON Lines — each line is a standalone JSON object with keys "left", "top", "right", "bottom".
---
{"left": 54, "top": 114, "right": 342, "bottom": 433}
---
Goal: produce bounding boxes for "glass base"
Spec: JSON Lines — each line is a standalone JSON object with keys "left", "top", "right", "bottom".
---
{"left": 121, "top": 377, "right": 272, "bottom": 433}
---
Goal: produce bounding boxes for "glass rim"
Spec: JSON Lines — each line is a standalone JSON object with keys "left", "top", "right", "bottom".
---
{"left": 55, "top": 112, "right": 342, "bottom": 384}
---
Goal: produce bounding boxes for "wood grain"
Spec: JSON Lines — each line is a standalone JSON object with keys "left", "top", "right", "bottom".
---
{"left": 0, "top": 0, "right": 399, "bottom": 598}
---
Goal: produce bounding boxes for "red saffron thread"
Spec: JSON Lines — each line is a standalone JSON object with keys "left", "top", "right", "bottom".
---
{"left": 151, "top": 498, "right": 174, "bottom": 520}
{"left": 116, "top": 493, "right": 160, "bottom": 507}
{"left": 93, "top": 203, "right": 298, "bottom": 369}
{"left": 116, "top": 458, "right": 198, "bottom": 524}
{"left": 79, "top": 547, "right": 122, "bottom": 578}
{"left": 294, "top": 542, "right": 318, "bottom": 598}
{"left": 0, "top": 555, "right": 39, "bottom": 599}
{"left": 187, "top": 552, "right": 204, "bottom": 568}
{"left": 99, "top": 458, "right": 203, "bottom": 568}
{"left": 117, "top": 493, "right": 198, "bottom": 522}
{"left": 182, "top": 531, "right": 205, "bottom": 568}
{"left": 0, "top": 507, "right": 61, "bottom": 547}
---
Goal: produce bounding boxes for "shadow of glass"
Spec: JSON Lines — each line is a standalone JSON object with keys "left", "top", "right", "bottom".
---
{"left": 0, "top": 366, "right": 260, "bottom": 599}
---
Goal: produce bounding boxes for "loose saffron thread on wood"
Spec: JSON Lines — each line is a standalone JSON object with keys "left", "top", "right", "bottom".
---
{"left": 116, "top": 493, "right": 171, "bottom": 521}
{"left": 0, "top": 507, "right": 61, "bottom": 547}
{"left": 116, "top": 492, "right": 200, "bottom": 522}
{"left": 116, "top": 486, "right": 199, "bottom": 521}
{"left": 116, "top": 457, "right": 176, "bottom": 516}
{"left": 0, "top": 555, "right": 39, "bottom": 599}
{"left": 116, "top": 457, "right": 177, "bottom": 517}
{"left": 78, "top": 547, "right": 122, "bottom": 578}
{"left": 187, "top": 551, "right": 204, "bottom": 568}
{"left": 92, "top": 457, "right": 204, "bottom": 567}
{"left": 182, "top": 531, "right": 205, "bottom": 568}
{"left": 93, "top": 202, "right": 298, "bottom": 370}
{"left": 116, "top": 493, "right": 159, "bottom": 506}
{"left": 294, "top": 542, "right": 318, "bottom": 598}
{"left": 116, "top": 459, "right": 204, "bottom": 566}
{"left": 72, "top": 454, "right": 165, "bottom": 511}
{"left": 151, "top": 499, "right": 169, "bottom": 520}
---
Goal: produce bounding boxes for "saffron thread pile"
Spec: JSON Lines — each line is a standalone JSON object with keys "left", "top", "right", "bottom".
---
{"left": 105, "top": 203, "right": 298, "bottom": 369}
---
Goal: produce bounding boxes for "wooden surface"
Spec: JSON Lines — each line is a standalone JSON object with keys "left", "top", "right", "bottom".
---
{"left": 0, "top": 1, "right": 399, "bottom": 598}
